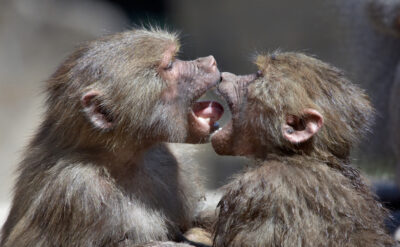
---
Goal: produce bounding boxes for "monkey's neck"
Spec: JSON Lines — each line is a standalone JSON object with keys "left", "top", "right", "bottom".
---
{"left": 31, "top": 118, "right": 161, "bottom": 178}
{"left": 87, "top": 143, "right": 150, "bottom": 165}
{"left": 70, "top": 144, "right": 157, "bottom": 189}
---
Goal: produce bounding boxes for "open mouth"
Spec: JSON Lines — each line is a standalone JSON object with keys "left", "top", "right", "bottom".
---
{"left": 208, "top": 82, "right": 236, "bottom": 155}
{"left": 191, "top": 100, "right": 224, "bottom": 134}
{"left": 187, "top": 73, "right": 225, "bottom": 142}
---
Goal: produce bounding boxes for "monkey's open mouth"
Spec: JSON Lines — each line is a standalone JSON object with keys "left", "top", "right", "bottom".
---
{"left": 191, "top": 101, "right": 224, "bottom": 133}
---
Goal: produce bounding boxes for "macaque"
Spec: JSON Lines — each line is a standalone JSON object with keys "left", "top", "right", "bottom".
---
{"left": 0, "top": 28, "right": 223, "bottom": 246}
{"left": 211, "top": 52, "right": 394, "bottom": 246}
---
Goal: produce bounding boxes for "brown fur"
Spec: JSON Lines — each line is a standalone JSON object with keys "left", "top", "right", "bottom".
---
{"left": 1, "top": 28, "right": 220, "bottom": 246}
{"left": 212, "top": 52, "right": 394, "bottom": 246}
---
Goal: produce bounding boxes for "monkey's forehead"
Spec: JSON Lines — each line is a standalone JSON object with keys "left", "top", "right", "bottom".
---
{"left": 81, "top": 29, "right": 181, "bottom": 69}
{"left": 131, "top": 29, "right": 180, "bottom": 62}
{"left": 131, "top": 28, "right": 180, "bottom": 50}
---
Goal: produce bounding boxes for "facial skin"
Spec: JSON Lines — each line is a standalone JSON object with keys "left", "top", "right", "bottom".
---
{"left": 156, "top": 49, "right": 224, "bottom": 144}
{"left": 81, "top": 37, "right": 223, "bottom": 147}
{"left": 157, "top": 51, "right": 224, "bottom": 144}
{"left": 211, "top": 72, "right": 259, "bottom": 156}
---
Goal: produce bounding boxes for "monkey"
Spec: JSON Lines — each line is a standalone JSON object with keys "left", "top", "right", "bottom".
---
{"left": 0, "top": 28, "right": 224, "bottom": 246}
{"left": 210, "top": 52, "right": 394, "bottom": 246}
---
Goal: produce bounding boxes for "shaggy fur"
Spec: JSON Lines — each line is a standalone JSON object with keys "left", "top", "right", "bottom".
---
{"left": 212, "top": 52, "right": 394, "bottom": 246}
{"left": 0, "top": 28, "right": 219, "bottom": 247}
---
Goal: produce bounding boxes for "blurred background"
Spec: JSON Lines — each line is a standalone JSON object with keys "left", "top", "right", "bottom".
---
{"left": 1, "top": 0, "right": 399, "bottom": 232}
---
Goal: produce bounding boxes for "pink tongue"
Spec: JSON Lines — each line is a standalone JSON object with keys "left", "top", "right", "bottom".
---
{"left": 192, "top": 101, "right": 224, "bottom": 122}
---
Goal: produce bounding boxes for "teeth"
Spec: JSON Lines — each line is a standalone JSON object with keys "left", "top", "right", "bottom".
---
{"left": 198, "top": 117, "right": 211, "bottom": 124}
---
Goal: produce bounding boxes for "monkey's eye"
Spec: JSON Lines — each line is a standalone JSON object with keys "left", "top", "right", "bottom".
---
{"left": 164, "top": 60, "right": 174, "bottom": 71}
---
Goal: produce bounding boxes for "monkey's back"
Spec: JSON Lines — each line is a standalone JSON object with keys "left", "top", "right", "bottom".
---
{"left": 214, "top": 157, "right": 394, "bottom": 247}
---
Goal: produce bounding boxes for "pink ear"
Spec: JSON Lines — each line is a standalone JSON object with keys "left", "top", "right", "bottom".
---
{"left": 81, "top": 90, "right": 113, "bottom": 130}
{"left": 282, "top": 109, "right": 324, "bottom": 144}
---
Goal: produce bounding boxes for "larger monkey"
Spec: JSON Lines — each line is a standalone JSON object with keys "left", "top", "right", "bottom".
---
{"left": 211, "top": 52, "right": 394, "bottom": 246}
{"left": 0, "top": 28, "right": 223, "bottom": 246}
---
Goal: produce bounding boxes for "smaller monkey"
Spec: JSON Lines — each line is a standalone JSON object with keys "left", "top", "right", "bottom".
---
{"left": 211, "top": 52, "right": 394, "bottom": 246}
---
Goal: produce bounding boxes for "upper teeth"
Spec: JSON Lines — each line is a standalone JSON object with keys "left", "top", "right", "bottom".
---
{"left": 198, "top": 117, "right": 211, "bottom": 124}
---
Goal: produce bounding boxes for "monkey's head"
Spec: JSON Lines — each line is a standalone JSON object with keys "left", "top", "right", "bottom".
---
{"left": 45, "top": 28, "right": 223, "bottom": 150}
{"left": 212, "top": 52, "right": 374, "bottom": 160}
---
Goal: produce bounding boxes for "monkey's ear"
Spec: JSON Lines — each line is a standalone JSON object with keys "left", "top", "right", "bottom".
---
{"left": 81, "top": 90, "right": 113, "bottom": 130}
{"left": 282, "top": 108, "right": 323, "bottom": 144}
